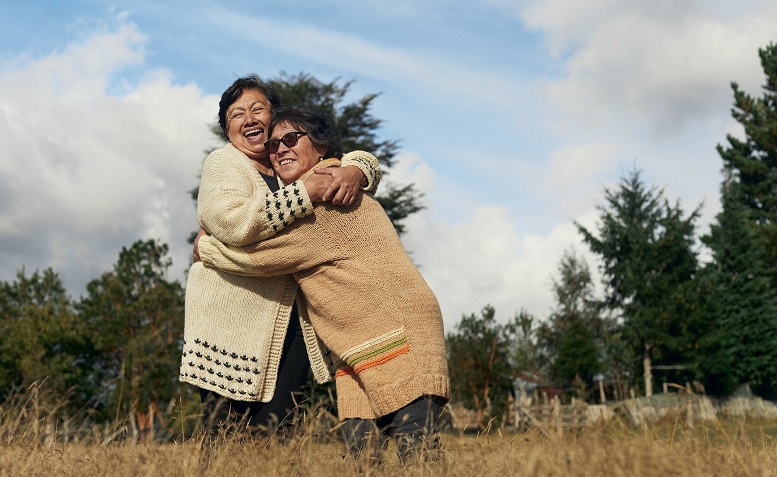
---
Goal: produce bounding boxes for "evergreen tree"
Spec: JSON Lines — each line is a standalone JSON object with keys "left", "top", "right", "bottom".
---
{"left": 77, "top": 240, "right": 186, "bottom": 435}
{"left": 694, "top": 43, "right": 777, "bottom": 398}
{"left": 698, "top": 183, "right": 777, "bottom": 397}
{"left": 577, "top": 169, "right": 701, "bottom": 394}
{"left": 553, "top": 321, "right": 599, "bottom": 393}
{"left": 0, "top": 269, "right": 89, "bottom": 406}
{"left": 509, "top": 309, "right": 540, "bottom": 377}
{"left": 537, "top": 251, "right": 604, "bottom": 387}
{"left": 446, "top": 305, "right": 519, "bottom": 428}
{"left": 716, "top": 43, "right": 777, "bottom": 285}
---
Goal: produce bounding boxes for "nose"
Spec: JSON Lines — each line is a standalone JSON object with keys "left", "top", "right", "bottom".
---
{"left": 245, "top": 109, "right": 260, "bottom": 124}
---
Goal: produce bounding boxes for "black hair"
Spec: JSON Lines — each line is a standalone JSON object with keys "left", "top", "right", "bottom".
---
{"left": 218, "top": 75, "right": 281, "bottom": 135}
{"left": 268, "top": 107, "right": 343, "bottom": 159}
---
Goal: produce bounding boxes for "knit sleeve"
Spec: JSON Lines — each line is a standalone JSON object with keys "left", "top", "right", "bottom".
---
{"left": 197, "top": 213, "right": 342, "bottom": 277}
{"left": 197, "top": 146, "right": 314, "bottom": 246}
{"left": 341, "top": 150, "right": 382, "bottom": 194}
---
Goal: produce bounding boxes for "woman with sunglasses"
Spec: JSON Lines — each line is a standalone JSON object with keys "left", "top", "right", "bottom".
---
{"left": 196, "top": 107, "right": 449, "bottom": 465}
{"left": 180, "top": 75, "right": 381, "bottom": 439}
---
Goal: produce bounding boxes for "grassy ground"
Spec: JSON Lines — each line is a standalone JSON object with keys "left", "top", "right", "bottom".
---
{"left": 3, "top": 386, "right": 777, "bottom": 476}
{"left": 2, "top": 418, "right": 777, "bottom": 476}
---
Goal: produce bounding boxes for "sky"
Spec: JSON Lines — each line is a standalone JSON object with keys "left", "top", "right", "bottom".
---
{"left": 0, "top": 1, "right": 775, "bottom": 331}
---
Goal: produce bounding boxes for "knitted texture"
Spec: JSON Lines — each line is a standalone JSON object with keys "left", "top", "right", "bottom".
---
{"left": 180, "top": 263, "right": 302, "bottom": 400}
{"left": 181, "top": 145, "right": 382, "bottom": 401}
{"left": 197, "top": 143, "right": 314, "bottom": 246}
{"left": 182, "top": 143, "right": 333, "bottom": 401}
{"left": 341, "top": 150, "right": 382, "bottom": 192}
{"left": 336, "top": 328, "right": 410, "bottom": 377}
{"left": 198, "top": 159, "right": 450, "bottom": 418}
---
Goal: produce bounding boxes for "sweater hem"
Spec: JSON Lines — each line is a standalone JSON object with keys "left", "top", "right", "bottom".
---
{"left": 336, "top": 374, "right": 450, "bottom": 420}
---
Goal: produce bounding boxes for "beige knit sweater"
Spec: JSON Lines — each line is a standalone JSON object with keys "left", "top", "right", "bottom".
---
{"left": 198, "top": 159, "right": 450, "bottom": 419}
{"left": 180, "top": 144, "right": 380, "bottom": 402}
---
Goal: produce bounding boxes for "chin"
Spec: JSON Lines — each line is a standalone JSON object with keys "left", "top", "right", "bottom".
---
{"left": 277, "top": 167, "right": 300, "bottom": 183}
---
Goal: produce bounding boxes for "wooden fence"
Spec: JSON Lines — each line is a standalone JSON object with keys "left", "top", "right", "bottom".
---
{"left": 445, "top": 393, "right": 777, "bottom": 435}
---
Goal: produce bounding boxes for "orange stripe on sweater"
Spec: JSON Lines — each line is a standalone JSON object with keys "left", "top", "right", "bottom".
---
{"left": 335, "top": 344, "right": 410, "bottom": 378}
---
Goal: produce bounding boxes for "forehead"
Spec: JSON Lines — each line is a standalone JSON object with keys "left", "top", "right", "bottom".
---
{"left": 228, "top": 89, "right": 269, "bottom": 111}
{"left": 270, "top": 121, "right": 295, "bottom": 137}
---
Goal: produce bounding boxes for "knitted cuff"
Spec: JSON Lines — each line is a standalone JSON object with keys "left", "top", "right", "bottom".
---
{"left": 263, "top": 180, "right": 313, "bottom": 233}
{"left": 342, "top": 150, "right": 382, "bottom": 194}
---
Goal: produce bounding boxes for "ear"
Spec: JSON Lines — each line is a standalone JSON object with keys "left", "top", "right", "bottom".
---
{"left": 314, "top": 143, "right": 327, "bottom": 159}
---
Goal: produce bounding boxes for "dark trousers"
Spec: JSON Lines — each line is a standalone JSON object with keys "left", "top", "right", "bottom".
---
{"left": 199, "top": 314, "right": 310, "bottom": 437}
{"left": 340, "top": 395, "right": 444, "bottom": 464}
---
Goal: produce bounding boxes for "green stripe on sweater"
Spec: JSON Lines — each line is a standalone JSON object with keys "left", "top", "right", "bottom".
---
{"left": 345, "top": 337, "right": 408, "bottom": 368}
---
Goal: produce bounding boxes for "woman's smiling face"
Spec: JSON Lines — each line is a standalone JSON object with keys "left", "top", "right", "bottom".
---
{"left": 268, "top": 121, "right": 325, "bottom": 183}
{"left": 225, "top": 89, "right": 272, "bottom": 160}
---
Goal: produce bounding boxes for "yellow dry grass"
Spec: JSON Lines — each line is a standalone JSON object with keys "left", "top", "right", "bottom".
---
{"left": 1, "top": 421, "right": 777, "bottom": 476}
{"left": 2, "top": 384, "right": 777, "bottom": 477}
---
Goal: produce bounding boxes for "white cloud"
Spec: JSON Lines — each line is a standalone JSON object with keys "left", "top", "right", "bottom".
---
{"left": 520, "top": 1, "right": 777, "bottom": 136}
{"left": 403, "top": 204, "right": 600, "bottom": 331}
{"left": 392, "top": 152, "right": 598, "bottom": 330}
{"left": 380, "top": 150, "right": 436, "bottom": 193}
{"left": 544, "top": 142, "right": 621, "bottom": 215}
{"left": 0, "top": 24, "right": 146, "bottom": 100}
{"left": 504, "top": 0, "right": 777, "bottom": 291}
{"left": 0, "top": 24, "right": 217, "bottom": 295}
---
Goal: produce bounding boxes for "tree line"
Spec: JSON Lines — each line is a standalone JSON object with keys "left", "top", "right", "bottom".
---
{"left": 447, "top": 42, "right": 777, "bottom": 426}
{"left": 2, "top": 44, "right": 777, "bottom": 433}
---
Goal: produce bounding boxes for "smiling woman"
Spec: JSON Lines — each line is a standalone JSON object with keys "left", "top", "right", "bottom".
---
{"left": 197, "top": 107, "right": 450, "bottom": 465}
{"left": 180, "top": 75, "right": 382, "bottom": 439}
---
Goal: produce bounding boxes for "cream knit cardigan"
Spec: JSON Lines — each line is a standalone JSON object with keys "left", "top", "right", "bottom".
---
{"left": 180, "top": 143, "right": 381, "bottom": 402}
{"left": 198, "top": 159, "right": 450, "bottom": 419}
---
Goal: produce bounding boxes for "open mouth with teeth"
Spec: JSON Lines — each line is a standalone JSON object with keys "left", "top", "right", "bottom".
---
{"left": 244, "top": 128, "right": 264, "bottom": 140}
{"left": 279, "top": 159, "right": 294, "bottom": 166}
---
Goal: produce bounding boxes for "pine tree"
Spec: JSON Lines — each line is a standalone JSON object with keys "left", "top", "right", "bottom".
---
{"left": 695, "top": 43, "right": 777, "bottom": 398}
{"left": 536, "top": 251, "right": 604, "bottom": 386}
{"left": 0, "top": 269, "right": 89, "bottom": 406}
{"left": 446, "top": 305, "right": 518, "bottom": 427}
{"left": 77, "top": 240, "right": 186, "bottom": 435}
{"left": 716, "top": 43, "right": 777, "bottom": 285}
{"left": 577, "top": 169, "right": 701, "bottom": 394}
{"left": 699, "top": 183, "right": 777, "bottom": 397}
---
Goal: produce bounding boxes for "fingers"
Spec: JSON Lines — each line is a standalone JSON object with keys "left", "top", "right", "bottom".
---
{"left": 322, "top": 182, "right": 336, "bottom": 202}
{"left": 192, "top": 226, "right": 208, "bottom": 263}
{"left": 192, "top": 240, "right": 201, "bottom": 263}
{"left": 304, "top": 173, "right": 334, "bottom": 202}
{"left": 329, "top": 186, "right": 356, "bottom": 206}
{"left": 323, "top": 183, "right": 356, "bottom": 204}
{"left": 314, "top": 168, "right": 334, "bottom": 176}
{"left": 311, "top": 166, "right": 363, "bottom": 204}
{"left": 342, "top": 191, "right": 356, "bottom": 206}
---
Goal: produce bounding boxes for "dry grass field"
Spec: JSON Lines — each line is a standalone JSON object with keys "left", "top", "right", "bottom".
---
{"left": 2, "top": 387, "right": 777, "bottom": 476}
{"left": 2, "top": 424, "right": 777, "bottom": 476}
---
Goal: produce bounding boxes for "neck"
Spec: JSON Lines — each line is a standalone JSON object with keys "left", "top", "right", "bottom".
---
{"left": 251, "top": 158, "right": 274, "bottom": 175}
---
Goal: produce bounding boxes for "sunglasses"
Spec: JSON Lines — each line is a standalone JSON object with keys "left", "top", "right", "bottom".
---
{"left": 264, "top": 131, "right": 308, "bottom": 154}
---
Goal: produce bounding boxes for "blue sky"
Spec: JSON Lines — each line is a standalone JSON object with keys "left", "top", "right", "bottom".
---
{"left": 1, "top": 1, "right": 775, "bottom": 329}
